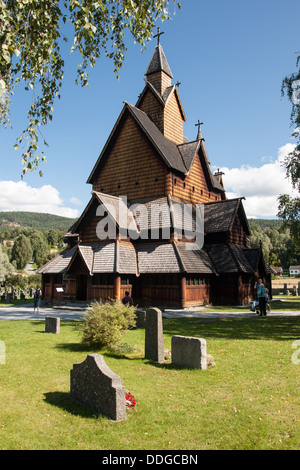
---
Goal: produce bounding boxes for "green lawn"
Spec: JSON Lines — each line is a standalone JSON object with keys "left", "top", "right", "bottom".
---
{"left": 0, "top": 317, "right": 299, "bottom": 450}
{"left": 201, "top": 298, "right": 300, "bottom": 313}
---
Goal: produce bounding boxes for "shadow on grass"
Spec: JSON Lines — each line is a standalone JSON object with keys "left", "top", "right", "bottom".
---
{"left": 162, "top": 316, "right": 300, "bottom": 342}
{"left": 55, "top": 342, "right": 98, "bottom": 353}
{"left": 44, "top": 391, "right": 100, "bottom": 419}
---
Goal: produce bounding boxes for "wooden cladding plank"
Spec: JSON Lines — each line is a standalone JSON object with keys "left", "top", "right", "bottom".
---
{"left": 93, "top": 113, "right": 168, "bottom": 200}
{"left": 171, "top": 153, "right": 222, "bottom": 204}
{"left": 164, "top": 92, "right": 183, "bottom": 145}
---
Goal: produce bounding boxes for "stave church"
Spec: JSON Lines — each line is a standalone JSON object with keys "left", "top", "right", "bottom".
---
{"left": 38, "top": 34, "right": 272, "bottom": 308}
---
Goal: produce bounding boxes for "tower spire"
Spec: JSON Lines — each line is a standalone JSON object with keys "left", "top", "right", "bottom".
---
{"left": 145, "top": 29, "right": 173, "bottom": 80}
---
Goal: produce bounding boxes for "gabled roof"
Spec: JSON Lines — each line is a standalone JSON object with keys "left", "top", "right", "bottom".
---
{"left": 68, "top": 190, "right": 138, "bottom": 238}
{"left": 177, "top": 140, "right": 200, "bottom": 172}
{"left": 204, "top": 243, "right": 256, "bottom": 274}
{"left": 63, "top": 241, "right": 138, "bottom": 276}
{"left": 37, "top": 246, "right": 77, "bottom": 274}
{"left": 66, "top": 193, "right": 247, "bottom": 242}
{"left": 204, "top": 198, "right": 250, "bottom": 235}
{"left": 136, "top": 82, "right": 186, "bottom": 122}
{"left": 125, "top": 103, "right": 187, "bottom": 173}
{"left": 87, "top": 101, "right": 188, "bottom": 184}
{"left": 145, "top": 43, "right": 173, "bottom": 79}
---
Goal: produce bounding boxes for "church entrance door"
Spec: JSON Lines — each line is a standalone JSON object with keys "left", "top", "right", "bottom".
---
{"left": 76, "top": 275, "right": 87, "bottom": 301}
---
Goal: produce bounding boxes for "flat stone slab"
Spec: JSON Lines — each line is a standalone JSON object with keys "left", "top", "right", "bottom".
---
{"left": 45, "top": 316, "right": 60, "bottom": 334}
{"left": 171, "top": 335, "right": 207, "bottom": 369}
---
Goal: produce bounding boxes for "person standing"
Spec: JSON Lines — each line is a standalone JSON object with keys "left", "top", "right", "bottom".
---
{"left": 256, "top": 279, "right": 267, "bottom": 316}
{"left": 122, "top": 291, "right": 133, "bottom": 306}
{"left": 33, "top": 285, "right": 42, "bottom": 314}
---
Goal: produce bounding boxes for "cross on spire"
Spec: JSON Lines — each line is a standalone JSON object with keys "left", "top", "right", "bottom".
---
{"left": 154, "top": 27, "right": 164, "bottom": 46}
{"left": 195, "top": 120, "right": 204, "bottom": 140}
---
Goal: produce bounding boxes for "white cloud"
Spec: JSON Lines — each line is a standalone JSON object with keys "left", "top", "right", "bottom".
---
{"left": 214, "top": 143, "right": 297, "bottom": 218}
{"left": 69, "top": 197, "right": 83, "bottom": 206}
{"left": 0, "top": 181, "right": 79, "bottom": 218}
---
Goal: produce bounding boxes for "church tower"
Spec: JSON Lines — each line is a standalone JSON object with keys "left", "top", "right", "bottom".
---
{"left": 136, "top": 29, "right": 186, "bottom": 145}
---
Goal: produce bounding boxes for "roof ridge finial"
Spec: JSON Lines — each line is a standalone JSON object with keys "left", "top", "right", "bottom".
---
{"left": 154, "top": 27, "right": 164, "bottom": 46}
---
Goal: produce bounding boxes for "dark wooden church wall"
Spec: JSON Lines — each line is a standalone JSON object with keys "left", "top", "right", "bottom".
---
{"left": 92, "top": 114, "right": 168, "bottom": 199}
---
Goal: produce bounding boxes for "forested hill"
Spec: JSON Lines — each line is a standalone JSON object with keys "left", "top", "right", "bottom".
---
{"left": 0, "top": 211, "right": 78, "bottom": 232}
{"left": 0, "top": 211, "right": 282, "bottom": 233}
{"left": 248, "top": 219, "right": 282, "bottom": 229}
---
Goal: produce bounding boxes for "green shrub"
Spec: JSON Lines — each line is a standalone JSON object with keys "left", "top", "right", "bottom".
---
{"left": 81, "top": 300, "right": 136, "bottom": 349}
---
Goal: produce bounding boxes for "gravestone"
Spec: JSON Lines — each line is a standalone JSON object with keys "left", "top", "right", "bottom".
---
{"left": 45, "top": 316, "right": 60, "bottom": 334}
{"left": 70, "top": 354, "right": 126, "bottom": 421}
{"left": 135, "top": 309, "right": 146, "bottom": 328}
{"left": 145, "top": 307, "right": 164, "bottom": 363}
{"left": 171, "top": 335, "right": 207, "bottom": 370}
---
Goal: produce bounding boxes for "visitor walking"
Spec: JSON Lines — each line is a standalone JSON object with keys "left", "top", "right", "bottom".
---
{"left": 33, "top": 285, "right": 42, "bottom": 314}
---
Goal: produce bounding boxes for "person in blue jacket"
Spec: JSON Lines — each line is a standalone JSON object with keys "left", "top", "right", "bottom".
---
{"left": 256, "top": 279, "right": 267, "bottom": 316}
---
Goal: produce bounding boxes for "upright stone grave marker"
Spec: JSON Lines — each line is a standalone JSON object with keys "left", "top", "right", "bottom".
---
{"left": 145, "top": 307, "right": 164, "bottom": 363}
{"left": 45, "top": 316, "right": 60, "bottom": 334}
{"left": 171, "top": 335, "right": 207, "bottom": 370}
{"left": 70, "top": 354, "right": 126, "bottom": 421}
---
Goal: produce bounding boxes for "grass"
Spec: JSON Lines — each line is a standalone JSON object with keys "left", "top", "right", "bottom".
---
{"left": 0, "top": 298, "right": 34, "bottom": 307}
{"left": 0, "top": 316, "right": 299, "bottom": 450}
{"left": 201, "top": 297, "right": 300, "bottom": 313}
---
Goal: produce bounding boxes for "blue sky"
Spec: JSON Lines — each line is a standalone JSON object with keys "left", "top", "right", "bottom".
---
{"left": 0, "top": 0, "right": 299, "bottom": 219}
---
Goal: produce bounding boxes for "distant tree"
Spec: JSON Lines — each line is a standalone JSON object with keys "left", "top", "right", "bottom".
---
{"left": 11, "top": 234, "right": 32, "bottom": 270}
{"left": 29, "top": 231, "right": 50, "bottom": 267}
{"left": 248, "top": 224, "right": 299, "bottom": 269}
{"left": 0, "top": 246, "right": 14, "bottom": 283}
{"left": 5, "top": 273, "right": 27, "bottom": 290}
{"left": 279, "top": 52, "right": 300, "bottom": 248}
{"left": 46, "top": 229, "right": 61, "bottom": 247}
{"left": 0, "top": 0, "right": 180, "bottom": 176}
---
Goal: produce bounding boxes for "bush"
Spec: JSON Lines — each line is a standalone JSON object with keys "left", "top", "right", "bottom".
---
{"left": 81, "top": 300, "right": 136, "bottom": 349}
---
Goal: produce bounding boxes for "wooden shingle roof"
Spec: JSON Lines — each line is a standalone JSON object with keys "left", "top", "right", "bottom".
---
{"left": 204, "top": 198, "right": 250, "bottom": 235}
{"left": 137, "top": 243, "right": 181, "bottom": 274}
{"left": 37, "top": 246, "right": 77, "bottom": 274}
{"left": 175, "top": 243, "right": 216, "bottom": 274}
{"left": 145, "top": 43, "right": 173, "bottom": 78}
{"left": 204, "top": 243, "right": 256, "bottom": 274}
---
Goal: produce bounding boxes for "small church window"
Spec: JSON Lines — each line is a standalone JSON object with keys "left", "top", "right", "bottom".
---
{"left": 192, "top": 186, "right": 195, "bottom": 192}
{"left": 174, "top": 178, "right": 177, "bottom": 185}
{"left": 54, "top": 274, "right": 63, "bottom": 285}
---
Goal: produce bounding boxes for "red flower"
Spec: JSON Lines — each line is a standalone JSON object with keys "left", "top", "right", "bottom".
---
{"left": 125, "top": 392, "right": 136, "bottom": 407}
